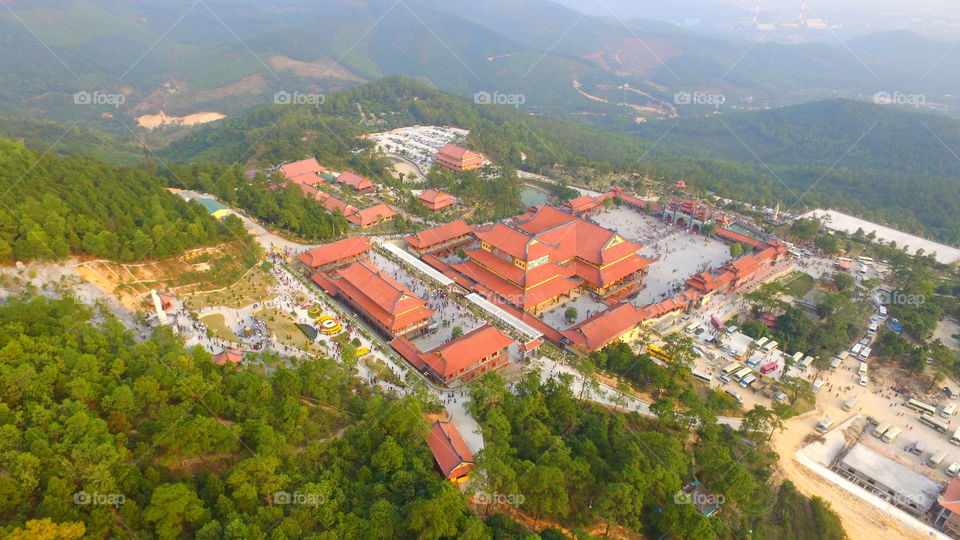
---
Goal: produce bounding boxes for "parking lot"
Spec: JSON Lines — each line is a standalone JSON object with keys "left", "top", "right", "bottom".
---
{"left": 365, "top": 126, "right": 469, "bottom": 172}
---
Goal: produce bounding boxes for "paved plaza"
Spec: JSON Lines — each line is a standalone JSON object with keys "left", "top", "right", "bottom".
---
{"left": 591, "top": 206, "right": 732, "bottom": 305}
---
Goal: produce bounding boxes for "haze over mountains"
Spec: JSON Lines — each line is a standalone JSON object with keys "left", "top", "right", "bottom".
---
{"left": 3, "top": 0, "right": 960, "bottom": 130}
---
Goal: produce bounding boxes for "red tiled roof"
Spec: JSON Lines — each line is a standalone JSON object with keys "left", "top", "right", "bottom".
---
{"left": 426, "top": 419, "right": 474, "bottom": 479}
{"left": 337, "top": 171, "right": 375, "bottom": 191}
{"left": 453, "top": 259, "right": 579, "bottom": 310}
{"left": 212, "top": 348, "right": 245, "bottom": 366}
{"left": 281, "top": 158, "right": 325, "bottom": 180}
{"left": 939, "top": 477, "right": 960, "bottom": 514}
{"left": 435, "top": 144, "right": 480, "bottom": 162}
{"left": 297, "top": 237, "right": 371, "bottom": 269}
{"left": 715, "top": 228, "right": 764, "bottom": 248}
{"left": 420, "top": 324, "right": 515, "bottom": 379}
{"left": 321, "top": 196, "right": 359, "bottom": 216}
{"left": 419, "top": 189, "right": 455, "bottom": 210}
{"left": 329, "top": 261, "right": 434, "bottom": 333}
{"left": 474, "top": 223, "right": 553, "bottom": 261}
{"left": 563, "top": 303, "right": 644, "bottom": 351}
{"left": 347, "top": 203, "right": 397, "bottom": 226}
{"left": 405, "top": 220, "right": 473, "bottom": 251}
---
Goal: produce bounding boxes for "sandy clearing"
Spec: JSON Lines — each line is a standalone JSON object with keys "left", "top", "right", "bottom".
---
{"left": 137, "top": 111, "right": 226, "bottom": 130}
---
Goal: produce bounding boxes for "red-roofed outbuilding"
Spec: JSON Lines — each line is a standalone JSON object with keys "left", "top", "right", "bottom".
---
{"left": 426, "top": 419, "right": 474, "bottom": 482}
{"left": 404, "top": 220, "right": 474, "bottom": 255}
{"left": 419, "top": 189, "right": 456, "bottom": 211}
{"left": 347, "top": 203, "right": 398, "bottom": 227}
{"left": 337, "top": 171, "right": 376, "bottom": 193}
{"left": 297, "top": 237, "right": 372, "bottom": 272}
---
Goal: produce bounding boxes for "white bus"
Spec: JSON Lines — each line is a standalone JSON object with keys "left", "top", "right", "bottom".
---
{"left": 722, "top": 362, "right": 740, "bottom": 375}
{"left": 684, "top": 321, "right": 701, "bottom": 333}
{"left": 733, "top": 367, "right": 753, "bottom": 381}
{"left": 929, "top": 451, "right": 948, "bottom": 467}
{"left": 791, "top": 351, "right": 804, "bottom": 363}
{"left": 858, "top": 347, "right": 872, "bottom": 361}
{"left": 943, "top": 403, "right": 958, "bottom": 419}
{"left": 691, "top": 369, "right": 712, "bottom": 384}
{"left": 920, "top": 414, "right": 951, "bottom": 434}
{"left": 851, "top": 343, "right": 864, "bottom": 356}
{"left": 882, "top": 426, "right": 902, "bottom": 443}
{"left": 858, "top": 363, "right": 868, "bottom": 375}
{"left": 842, "top": 395, "right": 859, "bottom": 411}
{"left": 829, "top": 357, "right": 843, "bottom": 370}
{"left": 755, "top": 337, "right": 770, "bottom": 348}
{"left": 950, "top": 428, "right": 960, "bottom": 446}
{"left": 872, "top": 422, "right": 892, "bottom": 438}
{"left": 907, "top": 399, "right": 937, "bottom": 416}
{"left": 857, "top": 256, "right": 875, "bottom": 264}
{"left": 799, "top": 356, "right": 814, "bottom": 370}
{"left": 739, "top": 374, "right": 757, "bottom": 388}
{"left": 763, "top": 340, "right": 779, "bottom": 352}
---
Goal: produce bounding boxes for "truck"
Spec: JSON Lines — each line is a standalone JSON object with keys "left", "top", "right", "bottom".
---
{"left": 872, "top": 422, "right": 892, "bottom": 438}
{"left": 882, "top": 426, "right": 902, "bottom": 443}
{"left": 841, "top": 395, "right": 859, "bottom": 411}
{"left": 929, "top": 451, "right": 948, "bottom": 467}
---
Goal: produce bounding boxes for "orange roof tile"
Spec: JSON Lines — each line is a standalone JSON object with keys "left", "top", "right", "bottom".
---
{"left": 280, "top": 158, "right": 325, "bottom": 180}
{"left": 297, "top": 237, "right": 371, "bottom": 269}
{"left": 347, "top": 203, "right": 397, "bottom": 226}
{"left": 212, "top": 348, "right": 245, "bottom": 366}
{"left": 939, "top": 477, "right": 960, "bottom": 514}
{"left": 426, "top": 419, "right": 474, "bottom": 479}
{"left": 715, "top": 228, "right": 764, "bottom": 248}
{"left": 330, "top": 261, "right": 434, "bottom": 333}
{"left": 420, "top": 324, "right": 515, "bottom": 379}
{"left": 337, "top": 171, "right": 375, "bottom": 191}
{"left": 405, "top": 220, "right": 474, "bottom": 251}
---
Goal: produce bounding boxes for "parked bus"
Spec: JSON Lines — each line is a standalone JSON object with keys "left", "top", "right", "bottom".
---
{"left": 816, "top": 417, "right": 835, "bottom": 432}
{"left": 755, "top": 337, "right": 769, "bottom": 348}
{"left": 882, "top": 426, "right": 902, "bottom": 443}
{"left": 799, "top": 356, "right": 814, "bottom": 370}
{"left": 857, "top": 256, "right": 875, "bottom": 264}
{"left": 763, "top": 340, "right": 779, "bottom": 352}
{"left": 791, "top": 351, "right": 804, "bottom": 363}
{"left": 760, "top": 361, "right": 778, "bottom": 374}
{"left": 733, "top": 367, "right": 753, "bottom": 381}
{"left": 739, "top": 374, "right": 757, "bottom": 388}
{"left": 722, "top": 362, "right": 740, "bottom": 375}
{"left": 725, "top": 389, "right": 743, "bottom": 403}
{"left": 684, "top": 322, "right": 701, "bottom": 333}
{"left": 943, "top": 403, "right": 958, "bottom": 418}
{"left": 691, "top": 369, "right": 712, "bottom": 384}
{"left": 950, "top": 428, "right": 960, "bottom": 446}
{"left": 838, "top": 351, "right": 850, "bottom": 361}
{"left": 842, "top": 395, "right": 859, "bottom": 411}
{"left": 872, "top": 422, "right": 892, "bottom": 438}
{"left": 646, "top": 345, "right": 673, "bottom": 363}
{"left": 710, "top": 315, "right": 723, "bottom": 329}
{"left": 829, "top": 357, "right": 842, "bottom": 370}
{"left": 851, "top": 343, "right": 864, "bottom": 356}
{"left": 879, "top": 306, "right": 888, "bottom": 317}
{"left": 858, "top": 347, "right": 872, "bottom": 361}
{"left": 858, "top": 363, "right": 868, "bottom": 375}
{"left": 907, "top": 399, "right": 937, "bottom": 416}
{"left": 920, "top": 414, "right": 951, "bottom": 434}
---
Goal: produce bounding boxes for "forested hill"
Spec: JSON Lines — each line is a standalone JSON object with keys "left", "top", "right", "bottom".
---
{"left": 0, "top": 137, "right": 235, "bottom": 262}
{"left": 161, "top": 78, "right": 960, "bottom": 244}
{"left": 631, "top": 99, "right": 960, "bottom": 178}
